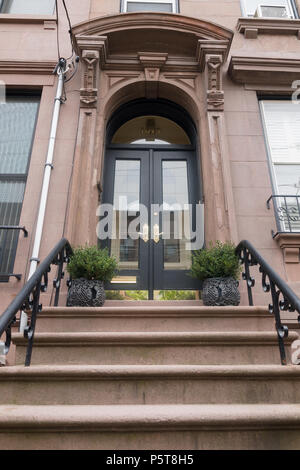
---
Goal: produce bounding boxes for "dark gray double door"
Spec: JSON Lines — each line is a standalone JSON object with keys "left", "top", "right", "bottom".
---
{"left": 102, "top": 145, "right": 199, "bottom": 296}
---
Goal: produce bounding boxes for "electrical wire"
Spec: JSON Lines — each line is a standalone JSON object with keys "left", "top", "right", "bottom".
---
{"left": 61, "top": 0, "right": 75, "bottom": 60}
{"left": 55, "top": 0, "right": 61, "bottom": 62}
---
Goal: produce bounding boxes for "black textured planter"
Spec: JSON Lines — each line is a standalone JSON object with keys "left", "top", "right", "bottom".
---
{"left": 202, "top": 277, "right": 240, "bottom": 307}
{"left": 67, "top": 278, "right": 106, "bottom": 307}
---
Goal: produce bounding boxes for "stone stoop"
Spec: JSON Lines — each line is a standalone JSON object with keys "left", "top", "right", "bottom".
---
{"left": 0, "top": 305, "right": 299, "bottom": 449}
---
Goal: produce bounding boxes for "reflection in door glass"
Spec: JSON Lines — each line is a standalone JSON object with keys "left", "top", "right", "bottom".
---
{"left": 162, "top": 161, "right": 192, "bottom": 271}
{"left": 111, "top": 160, "right": 140, "bottom": 269}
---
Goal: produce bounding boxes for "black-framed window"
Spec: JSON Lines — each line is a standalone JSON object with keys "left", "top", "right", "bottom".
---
{"left": 260, "top": 98, "right": 300, "bottom": 231}
{"left": 240, "top": 0, "right": 298, "bottom": 18}
{"left": 121, "top": 0, "right": 179, "bottom": 13}
{"left": 0, "top": 94, "right": 40, "bottom": 279}
{"left": 0, "top": 0, "right": 55, "bottom": 15}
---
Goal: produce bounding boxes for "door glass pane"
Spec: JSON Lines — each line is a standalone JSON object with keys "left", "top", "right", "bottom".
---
{"left": 111, "top": 160, "right": 140, "bottom": 269}
{"left": 162, "top": 161, "right": 192, "bottom": 270}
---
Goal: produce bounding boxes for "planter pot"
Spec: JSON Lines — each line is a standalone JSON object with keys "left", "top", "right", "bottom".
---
{"left": 202, "top": 277, "right": 240, "bottom": 307}
{"left": 67, "top": 278, "right": 106, "bottom": 307}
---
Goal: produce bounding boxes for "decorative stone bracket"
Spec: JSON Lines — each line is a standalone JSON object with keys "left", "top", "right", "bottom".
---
{"left": 76, "top": 35, "right": 107, "bottom": 108}
{"left": 138, "top": 52, "right": 168, "bottom": 99}
{"left": 197, "top": 40, "right": 229, "bottom": 112}
{"left": 274, "top": 233, "right": 300, "bottom": 264}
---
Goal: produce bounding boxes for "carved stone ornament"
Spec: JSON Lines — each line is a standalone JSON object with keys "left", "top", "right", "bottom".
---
{"left": 138, "top": 52, "right": 168, "bottom": 99}
{"left": 197, "top": 40, "right": 229, "bottom": 112}
{"left": 206, "top": 54, "right": 224, "bottom": 111}
{"left": 80, "top": 50, "right": 100, "bottom": 107}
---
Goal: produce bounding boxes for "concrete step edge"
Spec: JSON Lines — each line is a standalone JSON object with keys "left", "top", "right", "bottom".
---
{"left": 39, "top": 306, "right": 271, "bottom": 318}
{"left": 1, "top": 404, "right": 300, "bottom": 431}
{"left": 1, "top": 364, "right": 300, "bottom": 381}
{"left": 12, "top": 331, "right": 299, "bottom": 346}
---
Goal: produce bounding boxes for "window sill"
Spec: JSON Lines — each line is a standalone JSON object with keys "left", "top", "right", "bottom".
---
{"left": 0, "top": 14, "right": 57, "bottom": 29}
{"left": 237, "top": 17, "right": 300, "bottom": 39}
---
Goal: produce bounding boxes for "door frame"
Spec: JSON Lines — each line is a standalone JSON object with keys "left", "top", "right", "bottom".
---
{"left": 101, "top": 99, "right": 203, "bottom": 295}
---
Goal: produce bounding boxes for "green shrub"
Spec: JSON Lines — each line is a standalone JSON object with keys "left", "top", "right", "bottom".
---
{"left": 190, "top": 241, "right": 241, "bottom": 281}
{"left": 159, "top": 290, "right": 196, "bottom": 300}
{"left": 105, "top": 291, "right": 124, "bottom": 300}
{"left": 67, "top": 246, "right": 119, "bottom": 282}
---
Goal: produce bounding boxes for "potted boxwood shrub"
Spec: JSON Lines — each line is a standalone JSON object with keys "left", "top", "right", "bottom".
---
{"left": 191, "top": 241, "right": 241, "bottom": 306}
{"left": 66, "top": 246, "right": 119, "bottom": 307}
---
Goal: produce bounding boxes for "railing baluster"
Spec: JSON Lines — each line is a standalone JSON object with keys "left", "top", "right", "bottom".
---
{"left": 236, "top": 240, "right": 300, "bottom": 366}
{"left": 0, "top": 238, "right": 73, "bottom": 366}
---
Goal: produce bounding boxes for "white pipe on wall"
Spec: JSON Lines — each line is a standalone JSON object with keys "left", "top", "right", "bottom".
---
{"left": 20, "top": 60, "right": 67, "bottom": 333}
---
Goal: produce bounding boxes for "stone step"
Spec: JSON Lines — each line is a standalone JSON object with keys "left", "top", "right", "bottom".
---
{"left": 1, "top": 364, "right": 300, "bottom": 405}
{"left": 35, "top": 306, "right": 275, "bottom": 332}
{"left": 1, "top": 404, "right": 300, "bottom": 450}
{"left": 13, "top": 331, "right": 299, "bottom": 366}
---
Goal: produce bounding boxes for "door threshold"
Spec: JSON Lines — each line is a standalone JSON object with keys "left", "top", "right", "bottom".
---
{"left": 105, "top": 300, "right": 204, "bottom": 306}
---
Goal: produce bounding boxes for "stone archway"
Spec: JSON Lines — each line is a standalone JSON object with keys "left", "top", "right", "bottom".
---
{"left": 66, "top": 12, "right": 238, "bottom": 248}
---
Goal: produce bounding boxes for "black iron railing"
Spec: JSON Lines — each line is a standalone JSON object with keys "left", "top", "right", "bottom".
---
{"left": 267, "top": 195, "right": 300, "bottom": 237}
{"left": 0, "top": 238, "right": 73, "bottom": 366}
{"left": 0, "top": 226, "right": 28, "bottom": 281}
{"left": 236, "top": 240, "right": 300, "bottom": 365}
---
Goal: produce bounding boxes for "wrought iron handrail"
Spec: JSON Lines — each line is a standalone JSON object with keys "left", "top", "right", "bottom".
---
{"left": 236, "top": 239, "right": 300, "bottom": 365}
{"left": 267, "top": 195, "right": 300, "bottom": 237}
{"left": 0, "top": 237, "right": 73, "bottom": 367}
{"left": 0, "top": 226, "right": 28, "bottom": 237}
{"left": 0, "top": 225, "right": 29, "bottom": 280}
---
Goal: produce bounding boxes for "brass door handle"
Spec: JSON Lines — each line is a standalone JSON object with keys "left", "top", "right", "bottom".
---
{"left": 139, "top": 224, "right": 149, "bottom": 243}
{"left": 153, "top": 224, "right": 163, "bottom": 244}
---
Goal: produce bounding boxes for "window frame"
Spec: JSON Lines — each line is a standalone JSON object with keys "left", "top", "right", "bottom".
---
{"left": 240, "top": 0, "right": 298, "bottom": 18}
{"left": 121, "top": 0, "right": 179, "bottom": 14}
{"left": 259, "top": 96, "right": 300, "bottom": 233}
{"left": 0, "top": 0, "right": 56, "bottom": 15}
{"left": 0, "top": 91, "right": 40, "bottom": 281}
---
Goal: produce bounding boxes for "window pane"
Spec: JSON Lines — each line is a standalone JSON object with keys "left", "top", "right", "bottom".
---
{"left": 0, "top": 180, "right": 25, "bottom": 275}
{"left": 0, "top": 96, "right": 39, "bottom": 277}
{"left": 127, "top": 2, "right": 173, "bottom": 12}
{"left": 274, "top": 165, "right": 300, "bottom": 195}
{"left": 112, "top": 116, "right": 191, "bottom": 145}
{"left": 1, "top": 0, "right": 55, "bottom": 14}
{"left": 0, "top": 97, "right": 39, "bottom": 174}
{"left": 241, "top": 0, "right": 295, "bottom": 17}
{"left": 261, "top": 101, "right": 300, "bottom": 164}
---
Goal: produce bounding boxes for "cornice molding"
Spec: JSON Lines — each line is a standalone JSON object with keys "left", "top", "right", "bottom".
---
{"left": 229, "top": 56, "right": 300, "bottom": 86}
{"left": 237, "top": 17, "right": 300, "bottom": 39}
{"left": 73, "top": 12, "right": 234, "bottom": 43}
{"left": 0, "top": 60, "right": 57, "bottom": 75}
{"left": 73, "top": 13, "right": 233, "bottom": 73}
